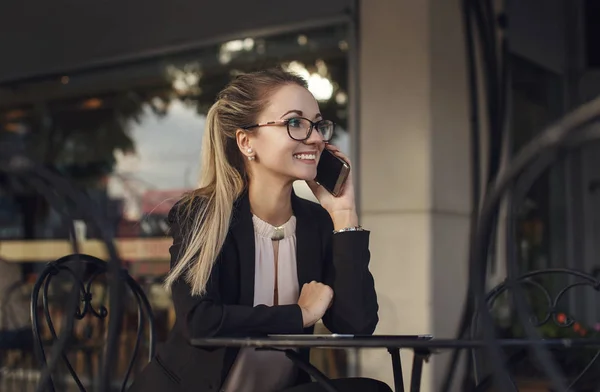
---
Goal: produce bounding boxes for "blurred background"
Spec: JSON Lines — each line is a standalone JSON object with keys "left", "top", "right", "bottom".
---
{"left": 1, "top": 0, "right": 600, "bottom": 391}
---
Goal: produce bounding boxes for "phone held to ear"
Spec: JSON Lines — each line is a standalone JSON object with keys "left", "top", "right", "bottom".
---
{"left": 314, "top": 148, "right": 350, "bottom": 197}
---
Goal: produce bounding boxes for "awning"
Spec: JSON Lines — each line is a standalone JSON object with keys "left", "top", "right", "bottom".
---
{"left": 0, "top": 0, "right": 353, "bottom": 84}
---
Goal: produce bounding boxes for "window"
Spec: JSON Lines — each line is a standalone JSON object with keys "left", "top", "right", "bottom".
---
{"left": 0, "top": 25, "right": 349, "bottom": 242}
{"left": 0, "top": 24, "right": 351, "bottom": 248}
{"left": 0, "top": 22, "right": 354, "bottom": 378}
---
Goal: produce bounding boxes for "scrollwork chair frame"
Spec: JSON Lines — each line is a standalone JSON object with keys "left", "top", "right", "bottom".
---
{"left": 470, "top": 268, "right": 600, "bottom": 391}
{"left": 30, "top": 254, "right": 155, "bottom": 392}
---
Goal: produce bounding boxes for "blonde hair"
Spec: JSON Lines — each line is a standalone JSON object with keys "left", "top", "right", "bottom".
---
{"left": 164, "top": 68, "right": 308, "bottom": 295}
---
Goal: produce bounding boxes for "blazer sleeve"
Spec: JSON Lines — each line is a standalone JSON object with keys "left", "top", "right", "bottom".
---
{"left": 167, "top": 203, "right": 305, "bottom": 340}
{"left": 320, "top": 211, "right": 379, "bottom": 335}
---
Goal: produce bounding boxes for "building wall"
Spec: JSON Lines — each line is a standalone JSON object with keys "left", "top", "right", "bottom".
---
{"left": 358, "top": 1, "right": 471, "bottom": 390}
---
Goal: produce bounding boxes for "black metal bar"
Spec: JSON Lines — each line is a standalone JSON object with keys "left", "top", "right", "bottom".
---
{"left": 191, "top": 337, "right": 600, "bottom": 350}
{"left": 283, "top": 349, "right": 340, "bottom": 392}
{"left": 409, "top": 350, "right": 428, "bottom": 392}
{"left": 387, "top": 348, "right": 404, "bottom": 392}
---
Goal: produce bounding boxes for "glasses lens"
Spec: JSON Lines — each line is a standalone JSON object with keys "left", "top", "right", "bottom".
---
{"left": 287, "top": 118, "right": 312, "bottom": 140}
{"left": 317, "top": 120, "right": 335, "bottom": 141}
{"left": 287, "top": 118, "right": 335, "bottom": 141}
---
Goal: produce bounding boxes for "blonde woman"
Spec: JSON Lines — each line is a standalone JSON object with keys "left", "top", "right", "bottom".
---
{"left": 131, "top": 68, "right": 388, "bottom": 392}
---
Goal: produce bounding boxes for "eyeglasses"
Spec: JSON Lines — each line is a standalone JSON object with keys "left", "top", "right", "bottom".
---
{"left": 241, "top": 117, "right": 335, "bottom": 142}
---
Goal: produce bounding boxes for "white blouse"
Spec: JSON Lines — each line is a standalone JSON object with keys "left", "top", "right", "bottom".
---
{"left": 221, "top": 214, "right": 299, "bottom": 392}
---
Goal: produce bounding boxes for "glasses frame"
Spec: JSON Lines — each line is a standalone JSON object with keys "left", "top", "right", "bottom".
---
{"left": 241, "top": 117, "right": 335, "bottom": 142}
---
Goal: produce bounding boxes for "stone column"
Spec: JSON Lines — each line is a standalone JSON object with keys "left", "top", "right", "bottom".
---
{"left": 358, "top": 1, "right": 471, "bottom": 390}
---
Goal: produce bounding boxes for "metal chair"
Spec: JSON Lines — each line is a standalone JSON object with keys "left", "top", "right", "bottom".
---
{"left": 30, "top": 254, "right": 155, "bottom": 392}
{"left": 470, "top": 268, "right": 600, "bottom": 391}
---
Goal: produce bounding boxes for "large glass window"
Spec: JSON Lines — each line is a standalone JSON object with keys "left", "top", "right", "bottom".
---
{"left": 0, "top": 23, "right": 354, "bottom": 378}
{"left": 0, "top": 23, "right": 351, "bottom": 262}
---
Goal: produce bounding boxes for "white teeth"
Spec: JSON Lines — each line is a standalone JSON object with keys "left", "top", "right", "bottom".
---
{"left": 294, "top": 154, "right": 316, "bottom": 160}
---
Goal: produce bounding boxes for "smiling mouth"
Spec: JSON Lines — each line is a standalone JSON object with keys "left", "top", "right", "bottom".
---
{"left": 293, "top": 153, "right": 317, "bottom": 161}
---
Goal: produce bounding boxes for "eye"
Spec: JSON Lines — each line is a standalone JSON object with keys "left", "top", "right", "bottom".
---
{"left": 287, "top": 118, "right": 303, "bottom": 128}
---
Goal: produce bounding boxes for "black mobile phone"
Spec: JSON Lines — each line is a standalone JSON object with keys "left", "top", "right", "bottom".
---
{"left": 315, "top": 148, "right": 350, "bottom": 197}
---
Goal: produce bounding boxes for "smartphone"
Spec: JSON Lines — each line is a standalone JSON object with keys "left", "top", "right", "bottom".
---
{"left": 315, "top": 148, "right": 350, "bottom": 197}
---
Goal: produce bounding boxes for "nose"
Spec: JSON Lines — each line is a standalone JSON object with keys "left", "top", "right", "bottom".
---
{"left": 304, "top": 126, "right": 325, "bottom": 147}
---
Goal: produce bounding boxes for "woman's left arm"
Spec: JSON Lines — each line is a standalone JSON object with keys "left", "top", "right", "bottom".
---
{"left": 308, "top": 145, "right": 379, "bottom": 335}
{"left": 320, "top": 222, "right": 379, "bottom": 335}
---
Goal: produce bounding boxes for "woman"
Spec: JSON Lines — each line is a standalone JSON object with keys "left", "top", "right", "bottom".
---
{"left": 130, "top": 68, "right": 389, "bottom": 392}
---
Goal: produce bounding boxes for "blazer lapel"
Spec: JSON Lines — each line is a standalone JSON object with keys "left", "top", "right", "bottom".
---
{"left": 230, "top": 192, "right": 256, "bottom": 307}
{"left": 292, "top": 192, "right": 322, "bottom": 286}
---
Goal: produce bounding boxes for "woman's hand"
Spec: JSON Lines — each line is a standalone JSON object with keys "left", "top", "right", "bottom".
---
{"left": 307, "top": 144, "right": 359, "bottom": 230}
{"left": 297, "top": 281, "right": 334, "bottom": 328}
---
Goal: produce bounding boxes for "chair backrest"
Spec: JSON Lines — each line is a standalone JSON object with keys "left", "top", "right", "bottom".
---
{"left": 470, "top": 268, "right": 600, "bottom": 391}
{"left": 30, "top": 253, "right": 155, "bottom": 392}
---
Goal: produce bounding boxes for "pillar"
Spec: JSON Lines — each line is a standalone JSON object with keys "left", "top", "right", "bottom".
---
{"left": 358, "top": 1, "right": 471, "bottom": 390}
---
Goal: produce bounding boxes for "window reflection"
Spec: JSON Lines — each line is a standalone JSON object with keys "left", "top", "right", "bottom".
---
{"left": 0, "top": 24, "right": 351, "bottom": 256}
{"left": 109, "top": 99, "right": 205, "bottom": 237}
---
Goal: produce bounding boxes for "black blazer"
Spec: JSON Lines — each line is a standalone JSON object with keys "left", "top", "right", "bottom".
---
{"left": 129, "top": 191, "right": 379, "bottom": 392}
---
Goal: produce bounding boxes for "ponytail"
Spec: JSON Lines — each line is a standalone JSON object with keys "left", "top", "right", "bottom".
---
{"left": 164, "top": 103, "right": 245, "bottom": 295}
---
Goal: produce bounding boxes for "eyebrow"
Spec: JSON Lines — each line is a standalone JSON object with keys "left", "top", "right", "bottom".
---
{"left": 280, "top": 110, "right": 323, "bottom": 120}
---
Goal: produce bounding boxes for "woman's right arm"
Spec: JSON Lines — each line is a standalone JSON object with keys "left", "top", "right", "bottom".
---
{"left": 168, "top": 212, "right": 305, "bottom": 340}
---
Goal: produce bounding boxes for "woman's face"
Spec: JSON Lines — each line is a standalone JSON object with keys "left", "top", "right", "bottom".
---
{"left": 242, "top": 84, "right": 326, "bottom": 184}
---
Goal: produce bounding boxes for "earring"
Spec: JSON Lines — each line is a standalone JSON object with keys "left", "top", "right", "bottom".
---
{"left": 247, "top": 147, "right": 255, "bottom": 161}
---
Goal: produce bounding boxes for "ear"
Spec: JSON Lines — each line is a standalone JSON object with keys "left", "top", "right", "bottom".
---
{"left": 236, "top": 129, "right": 254, "bottom": 159}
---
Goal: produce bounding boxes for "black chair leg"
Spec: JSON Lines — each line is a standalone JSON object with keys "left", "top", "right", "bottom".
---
{"left": 387, "top": 348, "right": 405, "bottom": 392}
{"left": 283, "top": 349, "right": 340, "bottom": 392}
{"left": 409, "top": 350, "right": 430, "bottom": 392}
